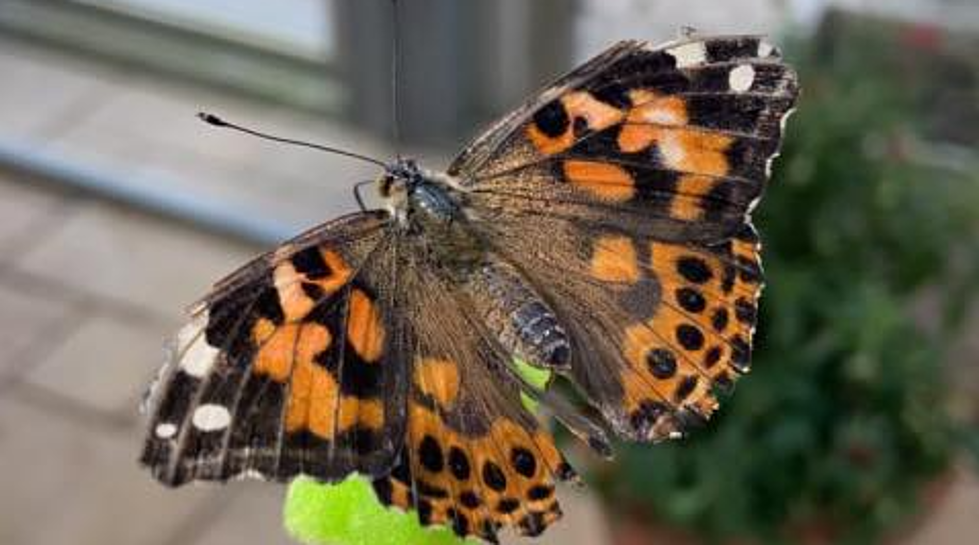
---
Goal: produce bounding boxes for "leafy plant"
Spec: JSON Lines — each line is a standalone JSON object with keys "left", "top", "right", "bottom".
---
{"left": 595, "top": 21, "right": 979, "bottom": 545}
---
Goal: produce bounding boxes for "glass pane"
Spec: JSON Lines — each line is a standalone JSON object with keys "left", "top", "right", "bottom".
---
{"left": 72, "top": 0, "right": 335, "bottom": 56}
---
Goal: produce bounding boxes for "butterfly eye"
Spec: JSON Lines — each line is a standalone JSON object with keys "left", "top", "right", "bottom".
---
{"left": 378, "top": 174, "right": 395, "bottom": 197}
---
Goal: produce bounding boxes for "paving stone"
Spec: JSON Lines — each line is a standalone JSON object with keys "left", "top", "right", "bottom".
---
{"left": 0, "top": 279, "right": 76, "bottom": 377}
{"left": 907, "top": 467, "right": 979, "bottom": 545}
{"left": 0, "top": 397, "right": 221, "bottom": 545}
{"left": 188, "top": 483, "right": 293, "bottom": 545}
{"left": 24, "top": 312, "right": 169, "bottom": 416}
{"left": 505, "top": 485, "right": 611, "bottom": 545}
{"left": 0, "top": 175, "right": 70, "bottom": 256}
{"left": 0, "top": 41, "right": 119, "bottom": 140}
{"left": 16, "top": 200, "right": 260, "bottom": 319}
{"left": 48, "top": 84, "right": 255, "bottom": 179}
{"left": 41, "top": 78, "right": 386, "bottom": 238}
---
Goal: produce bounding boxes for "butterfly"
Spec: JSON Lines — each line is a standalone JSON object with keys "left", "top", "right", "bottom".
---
{"left": 140, "top": 34, "right": 798, "bottom": 542}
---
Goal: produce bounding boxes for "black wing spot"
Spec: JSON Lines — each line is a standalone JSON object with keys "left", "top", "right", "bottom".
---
{"left": 448, "top": 446, "right": 471, "bottom": 481}
{"left": 730, "top": 335, "right": 751, "bottom": 372}
{"left": 674, "top": 375, "right": 699, "bottom": 402}
{"left": 646, "top": 348, "right": 678, "bottom": 379}
{"left": 482, "top": 461, "right": 508, "bottom": 491}
{"left": 510, "top": 447, "right": 537, "bottom": 478}
{"left": 533, "top": 100, "right": 570, "bottom": 138}
{"left": 677, "top": 256, "right": 713, "bottom": 284}
{"left": 676, "top": 324, "right": 705, "bottom": 351}
{"left": 675, "top": 287, "right": 706, "bottom": 313}
{"left": 592, "top": 81, "right": 631, "bottom": 109}
{"left": 418, "top": 435, "right": 444, "bottom": 473}
{"left": 735, "top": 297, "right": 757, "bottom": 325}
{"left": 527, "top": 484, "right": 555, "bottom": 501}
{"left": 291, "top": 246, "right": 333, "bottom": 279}
{"left": 711, "top": 307, "right": 729, "bottom": 332}
{"left": 459, "top": 490, "right": 481, "bottom": 509}
{"left": 704, "top": 346, "right": 723, "bottom": 368}
{"left": 496, "top": 497, "right": 521, "bottom": 514}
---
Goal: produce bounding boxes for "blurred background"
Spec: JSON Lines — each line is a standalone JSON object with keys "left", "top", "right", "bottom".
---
{"left": 0, "top": 1, "right": 977, "bottom": 544}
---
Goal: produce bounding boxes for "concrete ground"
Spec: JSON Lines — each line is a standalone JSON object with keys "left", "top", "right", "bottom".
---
{"left": 0, "top": 35, "right": 975, "bottom": 545}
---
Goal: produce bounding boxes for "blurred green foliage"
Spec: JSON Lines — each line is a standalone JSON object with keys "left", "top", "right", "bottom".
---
{"left": 596, "top": 24, "right": 979, "bottom": 545}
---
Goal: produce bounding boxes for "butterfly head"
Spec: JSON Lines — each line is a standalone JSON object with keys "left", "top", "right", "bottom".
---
{"left": 377, "top": 157, "right": 462, "bottom": 227}
{"left": 378, "top": 157, "right": 422, "bottom": 200}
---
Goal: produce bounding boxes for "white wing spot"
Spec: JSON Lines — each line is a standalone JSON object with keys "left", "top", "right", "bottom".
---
{"left": 233, "top": 468, "right": 270, "bottom": 481}
{"left": 177, "top": 311, "right": 219, "bottom": 378}
{"left": 155, "top": 422, "right": 178, "bottom": 439}
{"left": 667, "top": 42, "right": 707, "bottom": 68}
{"left": 192, "top": 404, "right": 232, "bottom": 432}
{"left": 729, "top": 65, "right": 755, "bottom": 93}
{"left": 640, "top": 104, "right": 684, "bottom": 126}
{"left": 658, "top": 133, "right": 686, "bottom": 168}
{"left": 758, "top": 41, "right": 775, "bottom": 58}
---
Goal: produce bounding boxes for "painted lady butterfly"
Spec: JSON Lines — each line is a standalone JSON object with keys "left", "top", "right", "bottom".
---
{"left": 141, "top": 34, "right": 799, "bottom": 542}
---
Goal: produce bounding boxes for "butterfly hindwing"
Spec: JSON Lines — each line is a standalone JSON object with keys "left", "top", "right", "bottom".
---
{"left": 141, "top": 211, "right": 410, "bottom": 485}
{"left": 369, "top": 247, "right": 577, "bottom": 542}
{"left": 477, "top": 213, "right": 762, "bottom": 440}
{"left": 456, "top": 35, "right": 796, "bottom": 441}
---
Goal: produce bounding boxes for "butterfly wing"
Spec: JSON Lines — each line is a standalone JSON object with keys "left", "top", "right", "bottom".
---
{"left": 140, "top": 209, "right": 576, "bottom": 541}
{"left": 368, "top": 243, "right": 578, "bottom": 543}
{"left": 454, "top": 35, "right": 798, "bottom": 440}
{"left": 140, "top": 210, "right": 411, "bottom": 486}
{"left": 454, "top": 36, "right": 795, "bottom": 239}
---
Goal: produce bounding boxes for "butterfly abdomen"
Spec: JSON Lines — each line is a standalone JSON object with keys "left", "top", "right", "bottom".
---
{"left": 405, "top": 179, "right": 571, "bottom": 370}
{"left": 465, "top": 259, "right": 571, "bottom": 371}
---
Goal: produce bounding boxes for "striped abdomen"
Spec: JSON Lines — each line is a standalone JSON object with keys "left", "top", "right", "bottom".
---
{"left": 464, "top": 258, "right": 571, "bottom": 370}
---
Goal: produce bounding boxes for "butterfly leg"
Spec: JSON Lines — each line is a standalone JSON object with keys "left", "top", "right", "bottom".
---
{"left": 353, "top": 180, "right": 374, "bottom": 212}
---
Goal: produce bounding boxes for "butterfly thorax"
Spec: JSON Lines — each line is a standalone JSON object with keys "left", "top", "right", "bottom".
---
{"left": 380, "top": 158, "right": 571, "bottom": 370}
{"left": 379, "top": 158, "right": 483, "bottom": 272}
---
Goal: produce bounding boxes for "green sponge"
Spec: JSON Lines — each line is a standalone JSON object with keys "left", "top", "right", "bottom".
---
{"left": 284, "top": 359, "right": 550, "bottom": 544}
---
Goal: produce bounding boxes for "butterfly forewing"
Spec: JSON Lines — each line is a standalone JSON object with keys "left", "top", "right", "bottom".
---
{"left": 141, "top": 211, "right": 409, "bottom": 485}
{"left": 456, "top": 36, "right": 796, "bottom": 242}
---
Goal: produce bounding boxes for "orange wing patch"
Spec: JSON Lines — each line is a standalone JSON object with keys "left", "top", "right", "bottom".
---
{"left": 670, "top": 174, "right": 721, "bottom": 221}
{"left": 563, "top": 160, "right": 636, "bottom": 202}
{"left": 273, "top": 247, "right": 353, "bottom": 321}
{"left": 662, "top": 129, "right": 734, "bottom": 177}
{"left": 414, "top": 358, "right": 461, "bottom": 409}
{"left": 563, "top": 91, "right": 624, "bottom": 132}
{"left": 251, "top": 317, "right": 278, "bottom": 347}
{"left": 590, "top": 235, "right": 641, "bottom": 283}
{"left": 251, "top": 319, "right": 386, "bottom": 440}
{"left": 347, "top": 288, "right": 386, "bottom": 363}
{"left": 618, "top": 90, "right": 688, "bottom": 152}
{"left": 618, "top": 90, "right": 734, "bottom": 177}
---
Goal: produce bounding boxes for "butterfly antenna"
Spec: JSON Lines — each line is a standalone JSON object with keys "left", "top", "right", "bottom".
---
{"left": 390, "top": 0, "right": 402, "bottom": 157}
{"left": 197, "top": 112, "right": 387, "bottom": 168}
